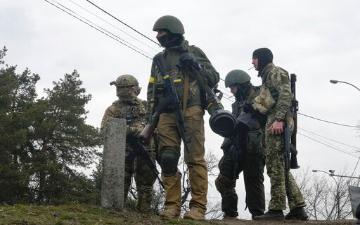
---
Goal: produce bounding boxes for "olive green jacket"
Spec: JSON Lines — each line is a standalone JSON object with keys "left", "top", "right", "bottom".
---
{"left": 146, "top": 40, "right": 219, "bottom": 120}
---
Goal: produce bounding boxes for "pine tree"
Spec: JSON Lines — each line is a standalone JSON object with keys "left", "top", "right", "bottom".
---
{"left": 27, "top": 70, "right": 102, "bottom": 203}
{"left": 0, "top": 46, "right": 40, "bottom": 203}
{"left": 0, "top": 47, "right": 102, "bottom": 204}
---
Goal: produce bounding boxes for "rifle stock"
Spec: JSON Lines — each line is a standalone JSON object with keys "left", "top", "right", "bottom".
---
{"left": 140, "top": 111, "right": 159, "bottom": 144}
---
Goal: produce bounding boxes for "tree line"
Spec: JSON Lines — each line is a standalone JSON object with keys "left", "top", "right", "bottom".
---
{"left": 0, "top": 47, "right": 102, "bottom": 204}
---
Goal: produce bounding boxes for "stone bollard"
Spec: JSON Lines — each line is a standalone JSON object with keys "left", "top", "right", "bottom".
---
{"left": 101, "top": 118, "right": 126, "bottom": 210}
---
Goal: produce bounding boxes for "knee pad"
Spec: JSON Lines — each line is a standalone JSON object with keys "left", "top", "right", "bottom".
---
{"left": 159, "top": 148, "right": 180, "bottom": 176}
{"left": 215, "top": 174, "right": 235, "bottom": 193}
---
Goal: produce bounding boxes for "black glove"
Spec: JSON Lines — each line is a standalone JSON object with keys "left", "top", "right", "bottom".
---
{"left": 243, "top": 103, "right": 254, "bottom": 113}
{"left": 178, "top": 52, "right": 201, "bottom": 71}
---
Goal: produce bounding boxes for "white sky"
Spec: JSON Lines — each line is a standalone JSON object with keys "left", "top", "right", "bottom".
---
{"left": 1, "top": 0, "right": 360, "bottom": 219}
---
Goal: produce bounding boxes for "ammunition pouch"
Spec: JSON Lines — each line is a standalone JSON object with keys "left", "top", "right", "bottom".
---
{"left": 156, "top": 96, "right": 176, "bottom": 113}
{"left": 252, "top": 86, "right": 275, "bottom": 114}
{"left": 155, "top": 83, "right": 165, "bottom": 94}
{"left": 246, "top": 130, "right": 264, "bottom": 155}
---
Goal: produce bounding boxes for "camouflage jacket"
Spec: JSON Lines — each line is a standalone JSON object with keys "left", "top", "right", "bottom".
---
{"left": 146, "top": 40, "right": 219, "bottom": 120}
{"left": 101, "top": 98, "right": 146, "bottom": 138}
{"left": 259, "top": 63, "right": 292, "bottom": 121}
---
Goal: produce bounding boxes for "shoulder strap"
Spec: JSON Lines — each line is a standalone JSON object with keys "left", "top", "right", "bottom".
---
{"left": 182, "top": 74, "right": 189, "bottom": 114}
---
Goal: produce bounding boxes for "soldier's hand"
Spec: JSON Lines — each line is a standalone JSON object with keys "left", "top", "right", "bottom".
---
{"left": 243, "top": 103, "right": 254, "bottom": 113}
{"left": 178, "top": 52, "right": 201, "bottom": 71}
{"left": 268, "top": 120, "right": 284, "bottom": 135}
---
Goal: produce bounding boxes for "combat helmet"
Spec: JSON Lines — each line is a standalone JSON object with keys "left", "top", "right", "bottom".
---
{"left": 153, "top": 15, "right": 185, "bottom": 34}
{"left": 110, "top": 74, "right": 139, "bottom": 88}
{"left": 225, "top": 70, "right": 251, "bottom": 88}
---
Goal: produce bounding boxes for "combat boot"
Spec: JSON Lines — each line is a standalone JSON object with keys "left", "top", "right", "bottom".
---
{"left": 285, "top": 206, "right": 309, "bottom": 221}
{"left": 136, "top": 190, "right": 152, "bottom": 213}
{"left": 183, "top": 207, "right": 205, "bottom": 220}
{"left": 159, "top": 207, "right": 180, "bottom": 219}
{"left": 251, "top": 212, "right": 264, "bottom": 220}
{"left": 223, "top": 214, "right": 238, "bottom": 221}
{"left": 253, "top": 210, "right": 284, "bottom": 221}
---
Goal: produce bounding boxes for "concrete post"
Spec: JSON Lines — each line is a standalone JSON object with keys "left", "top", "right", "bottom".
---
{"left": 101, "top": 118, "right": 126, "bottom": 210}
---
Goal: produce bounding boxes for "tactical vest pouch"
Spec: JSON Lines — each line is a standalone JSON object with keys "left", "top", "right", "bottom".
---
{"left": 252, "top": 86, "right": 275, "bottom": 114}
{"left": 155, "top": 83, "right": 164, "bottom": 94}
{"left": 246, "top": 129, "right": 264, "bottom": 155}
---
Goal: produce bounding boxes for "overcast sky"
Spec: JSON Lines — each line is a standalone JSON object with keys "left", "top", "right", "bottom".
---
{"left": 1, "top": 0, "right": 360, "bottom": 218}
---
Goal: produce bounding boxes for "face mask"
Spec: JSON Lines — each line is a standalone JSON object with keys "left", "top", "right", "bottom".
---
{"left": 157, "top": 33, "right": 183, "bottom": 48}
{"left": 116, "top": 86, "right": 140, "bottom": 101}
{"left": 157, "top": 35, "right": 171, "bottom": 47}
{"left": 235, "top": 83, "right": 251, "bottom": 101}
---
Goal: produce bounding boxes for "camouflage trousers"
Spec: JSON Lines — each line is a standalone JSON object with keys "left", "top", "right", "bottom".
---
{"left": 215, "top": 148, "right": 265, "bottom": 217}
{"left": 124, "top": 145, "right": 156, "bottom": 212}
{"left": 265, "top": 126, "right": 305, "bottom": 210}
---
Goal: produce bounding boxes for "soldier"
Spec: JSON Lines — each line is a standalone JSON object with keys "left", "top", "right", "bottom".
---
{"left": 215, "top": 70, "right": 265, "bottom": 220}
{"left": 147, "top": 15, "right": 220, "bottom": 220}
{"left": 250, "top": 48, "right": 308, "bottom": 221}
{"left": 101, "top": 74, "right": 156, "bottom": 213}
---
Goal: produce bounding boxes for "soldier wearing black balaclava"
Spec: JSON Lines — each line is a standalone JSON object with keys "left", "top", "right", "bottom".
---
{"left": 147, "top": 15, "right": 220, "bottom": 220}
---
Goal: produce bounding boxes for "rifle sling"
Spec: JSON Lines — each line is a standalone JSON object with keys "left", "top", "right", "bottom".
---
{"left": 156, "top": 53, "right": 190, "bottom": 152}
{"left": 182, "top": 73, "right": 189, "bottom": 115}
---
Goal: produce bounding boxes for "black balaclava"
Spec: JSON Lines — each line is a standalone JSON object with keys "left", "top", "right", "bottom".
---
{"left": 252, "top": 48, "right": 273, "bottom": 72}
{"left": 157, "top": 31, "right": 184, "bottom": 48}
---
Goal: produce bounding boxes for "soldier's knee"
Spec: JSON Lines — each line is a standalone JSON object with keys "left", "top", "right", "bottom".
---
{"left": 215, "top": 174, "right": 234, "bottom": 193}
{"left": 159, "top": 148, "right": 179, "bottom": 176}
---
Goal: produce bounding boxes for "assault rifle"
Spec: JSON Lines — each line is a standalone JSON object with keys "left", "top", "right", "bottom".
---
{"left": 140, "top": 54, "right": 190, "bottom": 152}
{"left": 290, "top": 73, "right": 300, "bottom": 169}
{"left": 127, "top": 136, "right": 164, "bottom": 189}
{"left": 283, "top": 74, "right": 300, "bottom": 201}
{"left": 284, "top": 74, "right": 300, "bottom": 171}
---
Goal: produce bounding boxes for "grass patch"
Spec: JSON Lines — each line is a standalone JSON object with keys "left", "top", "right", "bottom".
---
{"left": 0, "top": 204, "right": 220, "bottom": 225}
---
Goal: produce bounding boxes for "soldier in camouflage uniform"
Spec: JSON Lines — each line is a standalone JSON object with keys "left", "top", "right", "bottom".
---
{"left": 251, "top": 48, "right": 308, "bottom": 221}
{"left": 215, "top": 70, "right": 265, "bottom": 220}
{"left": 101, "top": 74, "right": 156, "bottom": 213}
{"left": 147, "top": 15, "right": 219, "bottom": 220}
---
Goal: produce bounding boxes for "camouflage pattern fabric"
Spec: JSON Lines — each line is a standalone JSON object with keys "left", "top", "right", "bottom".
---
{"left": 215, "top": 86, "right": 265, "bottom": 217}
{"left": 260, "top": 63, "right": 305, "bottom": 210}
{"left": 259, "top": 63, "right": 292, "bottom": 122}
{"left": 101, "top": 98, "right": 156, "bottom": 212}
{"left": 146, "top": 39, "right": 219, "bottom": 213}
